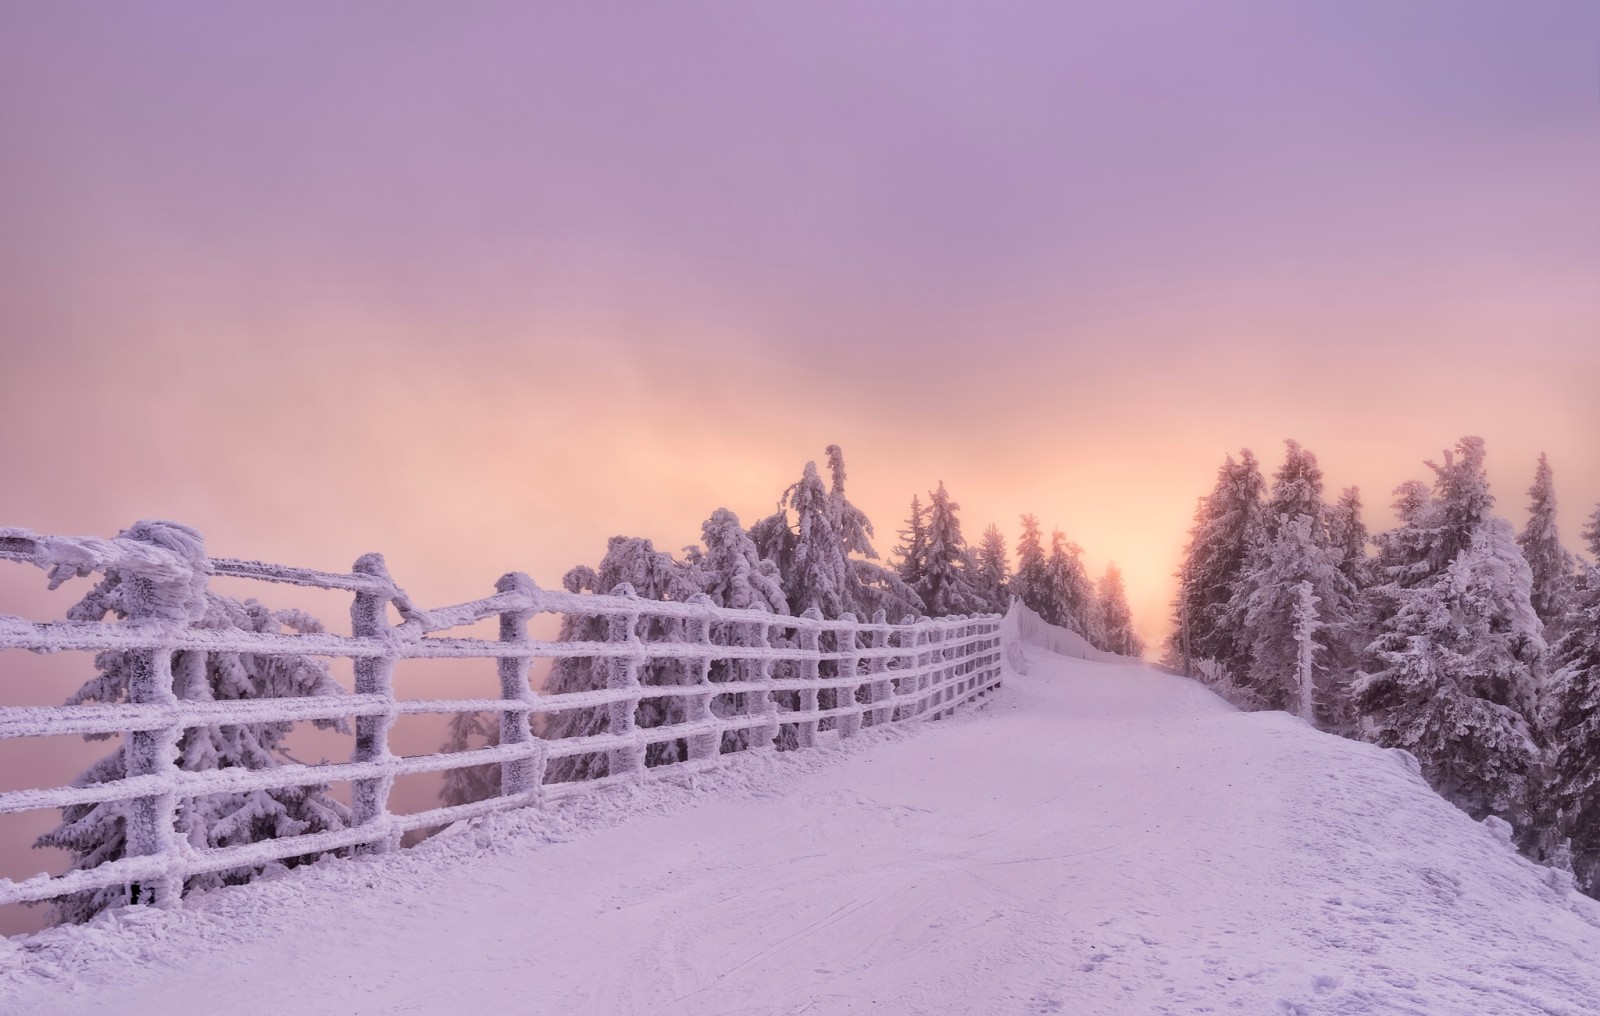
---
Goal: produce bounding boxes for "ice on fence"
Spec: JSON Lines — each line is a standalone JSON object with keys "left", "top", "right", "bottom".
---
{"left": 0, "top": 520, "right": 1010, "bottom": 926}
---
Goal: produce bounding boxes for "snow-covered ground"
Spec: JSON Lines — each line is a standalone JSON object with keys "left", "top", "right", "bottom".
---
{"left": 6, "top": 645, "right": 1600, "bottom": 1015}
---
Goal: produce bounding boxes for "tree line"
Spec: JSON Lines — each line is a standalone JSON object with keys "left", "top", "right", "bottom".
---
{"left": 1168, "top": 436, "right": 1600, "bottom": 895}
{"left": 446, "top": 444, "right": 1141, "bottom": 796}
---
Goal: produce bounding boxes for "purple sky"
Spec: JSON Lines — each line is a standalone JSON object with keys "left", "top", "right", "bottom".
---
{"left": 2, "top": 1, "right": 1598, "bottom": 931}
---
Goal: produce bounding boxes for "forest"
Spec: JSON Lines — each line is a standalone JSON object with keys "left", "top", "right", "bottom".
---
{"left": 1167, "top": 436, "right": 1600, "bottom": 898}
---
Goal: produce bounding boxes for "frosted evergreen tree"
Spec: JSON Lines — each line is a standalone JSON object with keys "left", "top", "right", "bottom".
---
{"left": 696, "top": 508, "right": 790, "bottom": 614}
{"left": 781, "top": 461, "right": 854, "bottom": 617}
{"left": 1041, "top": 530, "right": 1096, "bottom": 636}
{"left": 541, "top": 536, "right": 702, "bottom": 782}
{"left": 916, "top": 482, "right": 986, "bottom": 616}
{"left": 893, "top": 495, "right": 928, "bottom": 592}
{"left": 1291, "top": 581, "right": 1322, "bottom": 724}
{"left": 749, "top": 447, "right": 917, "bottom": 620}
{"left": 1166, "top": 450, "right": 1265, "bottom": 679}
{"left": 438, "top": 709, "right": 502, "bottom": 807}
{"left": 1096, "top": 563, "right": 1144, "bottom": 657}
{"left": 1353, "top": 437, "right": 1545, "bottom": 828}
{"left": 1231, "top": 442, "right": 1354, "bottom": 720}
{"left": 1544, "top": 504, "right": 1600, "bottom": 891}
{"left": 34, "top": 522, "right": 350, "bottom": 926}
{"left": 974, "top": 524, "right": 1010, "bottom": 613}
{"left": 1044, "top": 530, "right": 1072, "bottom": 628}
{"left": 1518, "top": 453, "right": 1577, "bottom": 630}
{"left": 1327, "top": 486, "right": 1371, "bottom": 589}
{"left": 1012, "top": 515, "right": 1050, "bottom": 617}
{"left": 691, "top": 508, "right": 790, "bottom": 752}
{"left": 1585, "top": 506, "right": 1600, "bottom": 568}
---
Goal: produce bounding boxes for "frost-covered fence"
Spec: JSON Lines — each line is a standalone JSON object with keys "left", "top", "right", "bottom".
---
{"left": 0, "top": 523, "right": 1004, "bottom": 912}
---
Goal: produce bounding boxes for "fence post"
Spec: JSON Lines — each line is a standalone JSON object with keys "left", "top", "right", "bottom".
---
{"left": 686, "top": 594, "right": 720, "bottom": 762}
{"left": 755, "top": 618, "right": 781, "bottom": 749}
{"left": 496, "top": 572, "right": 542, "bottom": 798}
{"left": 892, "top": 614, "right": 919, "bottom": 722}
{"left": 796, "top": 607, "right": 823, "bottom": 748}
{"left": 122, "top": 644, "right": 183, "bottom": 907}
{"left": 350, "top": 553, "right": 399, "bottom": 852}
{"left": 836, "top": 613, "right": 862, "bottom": 739}
{"left": 865, "top": 609, "right": 890, "bottom": 727}
{"left": 607, "top": 587, "right": 647, "bottom": 777}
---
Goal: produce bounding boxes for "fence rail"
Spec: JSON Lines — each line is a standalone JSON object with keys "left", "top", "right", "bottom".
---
{"left": 0, "top": 522, "right": 1006, "bottom": 912}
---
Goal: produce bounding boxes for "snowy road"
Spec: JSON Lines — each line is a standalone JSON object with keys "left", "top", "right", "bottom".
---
{"left": 7, "top": 646, "right": 1600, "bottom": 1014}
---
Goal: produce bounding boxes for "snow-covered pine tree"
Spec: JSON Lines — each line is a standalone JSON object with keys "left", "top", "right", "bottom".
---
{"left": 35, "top": 522, "right": 350, "bottom": 926}
{"left": 1518, "top": 453, "right": 1577, "bottom": 631}
{"left": 1045, "top": 530, "right": 1098, "bottom": 638}
{"left": 1326, "top": 486, "right": 1371, "bottom": 589}
{"left": 1012, "top": 515, "right": 1050, "bottom": 617}
{"left": 690, "top": 508, "right": 791, "bottom": 753}
{"left": 1096, "top": 563, "right": 1144, "bottom": 657}
{"left": 915, "top": 482, "right": 986, "bottom": 617}
{"left": 1165, "top": 450, "right": 1265, "bottom": 680}
{"left": 1044, "top": 529, "right": 1072, "bottom": 628}
{"left": 752, "top": 447, "right": 913, "bottom": 620}
{"left": 974, "top": 524, "right": 1010, "bottom": 614}
{"left": 893, "top": 495, "right": 928, "bottom": 592}
{"left": 1544, "top": 504, "right": 1600, "bottom": 891}
{"left": 540, "top": 536, "right": 702, "bottom": 782}
{"left": 1353, "top": 437, "right": 1545, "bottom": 828}
{"left": 1231, "top": 441, "right": 1354, "bottom": 721}
{"left": 1291, "top": 580, "right": 1322, "bottom": 724}
{"left": 696, "top": 508, "right": 790, "bottom": 615}
{"left": 782, "top": 461, "right": 854, "bottom": 617}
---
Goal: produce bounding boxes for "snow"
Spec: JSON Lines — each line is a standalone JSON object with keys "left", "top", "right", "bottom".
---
{"left": 8, "top": 645, "right": 1600, "bottom": 1015}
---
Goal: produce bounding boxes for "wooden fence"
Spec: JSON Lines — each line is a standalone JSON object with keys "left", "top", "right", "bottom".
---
{"left": 0, "top": 522, "right": 1006, "bottom": 912}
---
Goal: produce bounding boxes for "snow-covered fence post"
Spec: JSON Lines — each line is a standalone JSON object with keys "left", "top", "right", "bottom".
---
{"left": 496, "top": 572, "right": 542, "bottom": 798}
{"left": 796, "top": 607, "right": 823, "bottom": 748}
{"left": 891, "top": 614, "right": 919, "bottom": 721}
{"left": 685, "top": 594, "right": 720, "bottom": 763}
{"left": 121, "top": 615, "right": 187, "bottom": 907}
{"left": 864, "top": 610, "right": 891, "bottom": 728}
{"left": 755, "top": 619, "right": 782, "bottom": 749}
{"left": 607, "top": 586, "right": 647, "bottom": 777}
{"left": 350, "top": 553, "right": 400, "bottom": 851}
{"left": 836, "top": 613, "right": 862, "bottom": 739}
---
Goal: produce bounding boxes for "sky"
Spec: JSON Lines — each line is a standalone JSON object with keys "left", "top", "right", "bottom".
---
{"left": 0, "top": 0, "right": 1598, "bottom": 928}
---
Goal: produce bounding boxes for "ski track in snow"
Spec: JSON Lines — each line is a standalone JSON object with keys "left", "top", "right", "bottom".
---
{"left": 5, "top": 645, "right": 1600, "bottom": 1015}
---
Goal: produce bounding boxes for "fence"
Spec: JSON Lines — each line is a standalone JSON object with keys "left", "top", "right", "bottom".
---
{"left": 0, "top": 522, "right": 1006, "bottom": 913}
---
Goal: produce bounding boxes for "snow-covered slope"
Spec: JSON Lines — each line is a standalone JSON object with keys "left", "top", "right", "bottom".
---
{"left": 6, "top": 647, "right": 1600, "bottom": 1015}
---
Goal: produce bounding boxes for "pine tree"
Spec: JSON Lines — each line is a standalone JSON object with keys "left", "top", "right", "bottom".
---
{"left": 1231, "top": 442, "right": 1354, "bottom": 720}
{"left": 1326, "top": 486, "right": 1371, "bottom": 589}
{"left": 916, "top": 482, "right": 985, "bottom": 617}
{"left": 893, "top": 495, "right": 928, "bottom": 592}
{"left": 1051, "top": 532, "right": 1096, "bottom": 638}
{"left": 1012, "top": 515, "right": 1050, "bottom": 617}
{"left": 1543, "top": 503, "right": 1600, "bottom": 889}
{"left": 541, "top": 536, "right": 702, "bottom": 782}
{"left": 1096, "top": 563, "right": 1144, "bottom": 657}
{"left": 1045, "top": 529, "right": 1072, "bottom": 628}
{"left": 692, "top": 508, "right": 790, "bottom": 753}
{"left": 1291, "top": 581, "right": 1322, "bottom": 724}
{"left": 35, "top": 523, "right": 350, "bottom": 926}
{"left": 1166, "top": 450, "right": 1265, "bottom": 680}
{"left": 1518, "top": 453, "right": 1577, "bottom": 630}
{"left": 1353, "top": 437, "right": 1545, "bottom": 828}
{"left": 694, "top": 509, "right": 793, "bottom": 620}
{"left": 750, "top": 447, "right": 918, "bottom": 620}
{"left": 974, "top": 524, "right": 1010, "bottom": 614}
